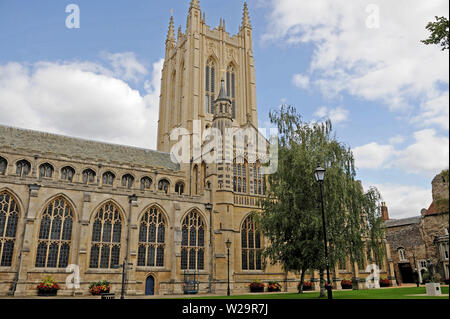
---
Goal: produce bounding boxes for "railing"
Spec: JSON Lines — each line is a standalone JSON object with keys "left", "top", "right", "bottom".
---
{"left": 233, "top": 194, "right": 264, "bottom": 208}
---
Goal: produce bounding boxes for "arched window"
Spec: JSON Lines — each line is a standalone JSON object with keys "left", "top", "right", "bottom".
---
{"left": 35, "top": 197, "right": 73, "bottom": 268}
{"left": 0, "top": 191, "right": 19, "bottom": 267}
{"left": 205, "top": 58, "right": 216, "bottom": 114}
{"left": 241, "top": 215, "right": 262, "bottom": 270}
{"left": 140, "top": 177, "right": 152, "bottom": 190}
{"left": 137, "top": 206, "right": 166, "bottom": 267}
{"left": 252, "top": 163, "right": 265, "bottom": 195}
{"left": 89, "top": 202, "right": 122, "bottom": 269}
{"left": 102, "top": 171, "right": 115, "bottom": 186}
{"left": 39, "top": 163, "right": 54, "bottom": 179}
{"left": 0, "top": 157, "right": 7, "bottom": 175}
{"left": 61, "top": 166, "right": 75, "bottom": 182}
{"left": 226, "top": 64, "right": 236, "bottom": 118}
{"left": 158, "top": 179, "right": 170, "bottom": 194}
{"left": 398, "top": 248, "right": 407, "bottom": 262}
{"left": 233, "top": 161, "right": 248, "bottom": 193}
{"left": 82, "top": 169, "right": 96, "bottom": 184}
{"left": 175, "top": 182, "right": 185, "bottom": 195}
{"left": 16, "top": 160, "right": 31, "bottom": 177}
{"left": 181, "top": 210, "right": 205, "bottom": 270}
{"left": 121, "top": 174, "right": 134, "bottom": 189}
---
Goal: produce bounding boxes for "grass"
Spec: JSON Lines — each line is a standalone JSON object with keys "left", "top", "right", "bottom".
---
{"left": 184, "top": 286, "right": 449, "bottom": 300}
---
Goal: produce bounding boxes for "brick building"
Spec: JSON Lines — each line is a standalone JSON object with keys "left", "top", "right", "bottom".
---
{"left": 384, "top": 171, "right": 449, "bottom": 284}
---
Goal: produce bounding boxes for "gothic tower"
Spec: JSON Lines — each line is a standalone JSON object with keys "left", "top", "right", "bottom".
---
{"left": 157, "top": 1, "right": 258, "bottom": 153}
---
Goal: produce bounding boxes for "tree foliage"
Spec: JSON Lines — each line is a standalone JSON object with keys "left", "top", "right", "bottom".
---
{"left": 421, "top": 16, "right": 449, "bottom": 51}
{"left": 258, "top": 105, "right": 385, "bottom": 280}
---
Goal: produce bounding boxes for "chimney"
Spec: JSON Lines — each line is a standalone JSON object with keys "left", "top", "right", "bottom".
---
{"left": 381, "top": 202, "right": 389, "bottom": 220}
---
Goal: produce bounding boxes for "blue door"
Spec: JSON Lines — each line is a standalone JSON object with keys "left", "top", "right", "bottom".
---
{"left": 145, "top": 275, "right": 155, "bottom": 295}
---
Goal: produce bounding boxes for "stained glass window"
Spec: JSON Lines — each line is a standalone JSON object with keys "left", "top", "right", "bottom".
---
{"left": 82, "top": 169, "right": 96, "bottom": 184}
{"left": 181, "top": 210, "right": 205, "bottom": 270}
{"left": 137, "top": 206, "right": 166, "bottom": 267}
{"left": 16, "top": 160, "right": 31, "bottom": 177}
{"left": 226, "top": 64, "right": 236, "bottom": 118}
{"left": 39, "top": 163, "right": 54, "bottom": 179}
{"left": 141, "top": 177, "right": 152, "bottom": 190}
{"left": 0, "top": 191, "right": 19, "bottom": 267}
{"left": 89, "top": 202, "right": 122, "bottom": 268}
{"left": 0, "top": 157, "right": 7, "bottom": 175}
{"left": 35, "top": 196, "right": 73, "bottom": 268}
{"left": 102, "top": 171, "right": 115, "bottom": 186}
{"left": 205, "top": 58, "right": 216, "bottom": 114}
{"left": 241, "top": 215, "right": 262, "bottom": 270}
{"left": 61, "top": 166, "right": 75, "bottom": 182}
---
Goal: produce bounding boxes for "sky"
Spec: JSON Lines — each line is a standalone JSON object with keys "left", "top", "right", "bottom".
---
{"left": 0, "top": 0, "right": 448, "bottom": 219}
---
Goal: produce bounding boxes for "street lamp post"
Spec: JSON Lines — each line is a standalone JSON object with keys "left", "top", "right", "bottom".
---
{"left": 315, "top": 165, "right": 333, "bottom": 300}
{"left": 226, "top": 239, "right": 231, "bottom": 297}
{"left": 205, "top": 203, "right": 213, "bottom": 294}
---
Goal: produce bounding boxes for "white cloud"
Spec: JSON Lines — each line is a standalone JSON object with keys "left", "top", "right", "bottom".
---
{"left": 353, "top": 142, "right": 394, "bottom": 169}
{"left": 354, "top": 129, "right": 449, "bottom": 176}
{"left": 0, "top": 57, "right": 164, "bottom": 150}
{"left": 292, "top": 73, "right": 310, "bottom": 89}
{"left": 367, "top": 182, "right": 432, "bottom": 219}
{"left": 102, "top": 51, "right": 148, "bottom": 82}
{"left": 389, "top": 135, "right": 405, "bottom": 145}
{"left": 263, "top": 0, "right": 449, "bottom": 128}
{"left": 395, "top": 129, "right": 449, "bottom": 176}
{"left": 313, "top": 106, "right": 349, "bottom": 124}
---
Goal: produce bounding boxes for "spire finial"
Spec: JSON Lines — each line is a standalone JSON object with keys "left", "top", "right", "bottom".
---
{"left": 166, "top": 15, "right": 175, "bottom": 43}
{"left": 241, "top": 1, "right": 251, "bottom": 28}
{"left": 190, "top": 0, "right": 200, "bottom": 9}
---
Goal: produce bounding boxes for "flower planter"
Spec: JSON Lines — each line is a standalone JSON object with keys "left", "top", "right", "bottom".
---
{"left": 379, "top": 279, "right": 391, "bottom": 287}
{"left": 250, "top": 286, "right": 264, "bottom": 293}
{"left": 425, "top": 283, "right": 441, "bottom": 296}
{"left": 341, "top": 285, "right": 352, "bottom": 289}
{"left": 267, "top": 287, "right": 281, "bottom": 292}
{"left": 38, "top": 289, "right": 58, "bottom": 296}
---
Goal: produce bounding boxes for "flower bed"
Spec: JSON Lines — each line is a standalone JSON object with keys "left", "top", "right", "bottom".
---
{"left": 249, "top": 280, "right": 265, "bottom": 293}
{"left": 341, "top": 279, "right": 352, "bottom": 289}
{"left": 297, "top": 281, "right": 313, "bottom": 291}
{"left": 37, "top": 276, "right": 60, "bottom": 296}
{"left": 267, "top": 281, "right": 281, "bottom": 292}
{"left": 89, "top": 280, "right": 111, "bottom": 296}
{"left": 379, "top": 278, "right": 391, "bottom": 287}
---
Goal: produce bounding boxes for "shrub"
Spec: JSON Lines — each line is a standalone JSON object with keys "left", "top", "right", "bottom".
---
{"left": 89, "top": 280, "right": 111, "bottom": 295}
{"left": 444, "top": 278, "right": 449, "bottom": 285}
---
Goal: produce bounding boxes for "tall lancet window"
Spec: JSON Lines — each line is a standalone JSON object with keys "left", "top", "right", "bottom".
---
{"left": 178, "top": 60, "right": 184, "bottom": 124}
{"left": 205, "top": 58, "right": 216, "bottom": 114}
{"left": 226, "top": 64, "right": 236, "bottom": 118}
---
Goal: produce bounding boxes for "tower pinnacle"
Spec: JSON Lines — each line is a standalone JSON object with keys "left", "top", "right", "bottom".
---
{"left": 166, "top": 15, "right": 175, "bottom": 44}
{"left": 241, "top": 1, "right": 251, "bottom": 29}
{"left": 190, "top": 0, "right": 200, "bottom": 9}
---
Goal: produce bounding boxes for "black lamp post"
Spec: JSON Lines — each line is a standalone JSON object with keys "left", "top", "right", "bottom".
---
{"left": 315, "top": 165, "right": 332, "bottom": 300}
{"left": 205, "top": 203, "right": 213, "bottom": 293}
{"left": 226, "top": 239, "right": 231, "bottom": 296}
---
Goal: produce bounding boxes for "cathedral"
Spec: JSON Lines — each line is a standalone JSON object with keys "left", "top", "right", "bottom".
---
{"left": 0, "top": 1, "right": 395, "bottom": 296}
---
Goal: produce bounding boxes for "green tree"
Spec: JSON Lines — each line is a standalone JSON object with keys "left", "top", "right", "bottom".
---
{"left": 257, "top": 105, "right": 385, "bottom": 295}
{"left": 421, "top": 16, "right": 449, "bottom": 51}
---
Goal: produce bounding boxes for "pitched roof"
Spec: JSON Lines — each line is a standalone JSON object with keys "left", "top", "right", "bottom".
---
{"left": 0, "top": 125, "right": 179, "bottom": 171}
{"left": 384, "top": 216, "right": 421, "bottom": 228}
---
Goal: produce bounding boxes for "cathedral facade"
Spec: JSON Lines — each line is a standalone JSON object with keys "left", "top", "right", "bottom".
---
{"left": 0, "top": 1, "right": 395, "bottom": 297}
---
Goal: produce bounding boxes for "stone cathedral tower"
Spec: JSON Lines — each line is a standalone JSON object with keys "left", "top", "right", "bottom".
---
{"left": 157, "top": 0, "right": 258, "bottom": 153}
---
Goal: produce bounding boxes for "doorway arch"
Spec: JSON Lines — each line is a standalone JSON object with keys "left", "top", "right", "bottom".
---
{"left": 145, "top": 275, "right": 155, "bottom": 295}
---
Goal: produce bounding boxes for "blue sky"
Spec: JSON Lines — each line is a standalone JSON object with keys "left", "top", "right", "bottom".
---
{"left": 0, "top": 0, "right": 448, "bottom": 218}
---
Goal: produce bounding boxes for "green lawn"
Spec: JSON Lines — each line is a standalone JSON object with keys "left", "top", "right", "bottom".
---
{"left": 184, "top": 286, "right": 449, "bottom": 299}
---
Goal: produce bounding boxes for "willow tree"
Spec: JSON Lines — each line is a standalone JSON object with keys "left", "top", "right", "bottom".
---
{"left": 258, "top": 105, "right": 385, "bottom": 294}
